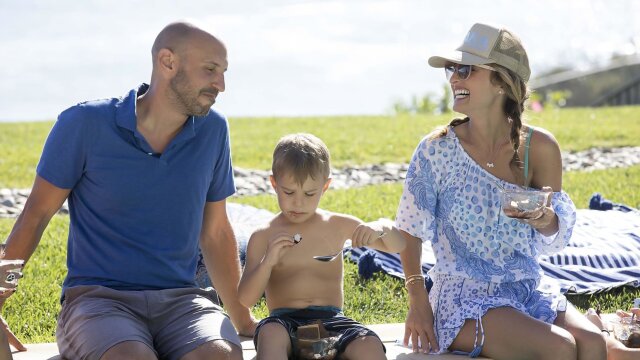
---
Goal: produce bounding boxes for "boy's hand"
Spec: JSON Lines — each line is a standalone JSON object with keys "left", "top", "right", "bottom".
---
{"left": 262, "top": 233, "right": 296, "bottom": 268}
{"left": 351, "top": 224, "right": 385, "bottom": 248}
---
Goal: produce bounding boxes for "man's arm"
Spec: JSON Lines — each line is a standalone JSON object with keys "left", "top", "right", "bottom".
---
{"left": 4, "top": 176, "right": 69, "bottom": 262}
{"left": 2, "top": 175, "right": 71, "bottom": 351}
{"left": 199, "top": 200, "right": 257, "bottom": 336}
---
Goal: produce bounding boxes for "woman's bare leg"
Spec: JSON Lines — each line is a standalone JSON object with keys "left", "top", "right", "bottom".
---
{"left": 450, "top": 306, "right": 577, "bottom": 360}
{"left": 555, "top": 305, "right": 607, "bottom": 360}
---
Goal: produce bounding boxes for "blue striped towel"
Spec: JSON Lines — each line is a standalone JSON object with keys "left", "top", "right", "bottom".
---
{"left": 350, "top": 209, "right": 640, "bottom": 294}
{"left": 198, "top": 204, "right": 640, "bottom": 295}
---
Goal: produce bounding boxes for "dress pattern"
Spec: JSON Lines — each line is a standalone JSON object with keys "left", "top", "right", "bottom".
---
{"left": 396, "top": 128, "right": 576, "bottom": 354}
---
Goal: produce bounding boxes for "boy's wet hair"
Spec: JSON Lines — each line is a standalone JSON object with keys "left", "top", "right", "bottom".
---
{"left": 272, "top": 133, "right": 331, "bottom": 186}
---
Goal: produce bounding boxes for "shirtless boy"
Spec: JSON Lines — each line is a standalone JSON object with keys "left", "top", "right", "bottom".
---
{"left": 238, "top": 133, "right": 405, "bottom": 360}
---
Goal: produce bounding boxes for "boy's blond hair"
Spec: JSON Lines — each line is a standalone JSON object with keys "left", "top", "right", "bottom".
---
{"left": 271, "top": 133, "right": 331, "bottom": 186}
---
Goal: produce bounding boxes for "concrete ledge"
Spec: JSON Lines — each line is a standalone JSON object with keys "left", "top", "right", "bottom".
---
{"left": 11, "top": 323, "right": 489, "bottom": 360}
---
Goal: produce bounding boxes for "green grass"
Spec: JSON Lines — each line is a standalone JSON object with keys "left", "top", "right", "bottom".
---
{"left": 1, "top": 108, "right": 639, "bottom": 343}
{"left": 2, "top": 106, "right": 640, "bottom": 188}
{"left": 234, "top": 165, "right": 640, "bottom": 325}
{"left": 0, "top": 216, "right": 67, "bottom": 343}
{"left": 564, "top": 165, "right": 640, "bottom": 209}
{"left": 0, "top": 122, "right": 51, "bottom": 188}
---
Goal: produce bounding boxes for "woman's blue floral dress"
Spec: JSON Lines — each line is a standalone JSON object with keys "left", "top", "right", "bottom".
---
{"left": 396, "top": 128, "right": 577, "bottom": 354}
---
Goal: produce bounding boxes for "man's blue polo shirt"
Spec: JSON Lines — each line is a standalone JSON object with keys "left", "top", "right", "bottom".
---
{"left": 37, "top": 84, "right": 235, "bottom": 294}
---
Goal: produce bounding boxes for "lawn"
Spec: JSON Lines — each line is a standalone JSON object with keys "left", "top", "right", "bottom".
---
{"left": 2, "top": 106, "right": 640, "bottom": 188}
{"left": 0, "top": 107, "right": 639, "bottom": 343}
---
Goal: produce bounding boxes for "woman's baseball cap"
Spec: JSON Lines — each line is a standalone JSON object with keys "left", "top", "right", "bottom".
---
{"left": 428, "top": 23, "right": 531, "bottom": 82}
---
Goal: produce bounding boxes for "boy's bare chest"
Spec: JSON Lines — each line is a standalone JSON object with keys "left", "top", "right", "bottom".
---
{"left": 270, "top": 226, "right": 346, "bottom": 273}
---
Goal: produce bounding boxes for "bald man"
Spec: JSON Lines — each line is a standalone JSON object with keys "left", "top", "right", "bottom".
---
{"left": 1, "top": 21, "right": 257, "bottom": 360}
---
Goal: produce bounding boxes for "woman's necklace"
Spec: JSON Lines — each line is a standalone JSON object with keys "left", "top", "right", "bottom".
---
{"left": 485, "top": 135, "right": 511, "bottom": 168}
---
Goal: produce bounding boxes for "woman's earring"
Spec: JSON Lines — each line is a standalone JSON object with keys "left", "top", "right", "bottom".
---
{"left": 498, "top": 90, "right": 504, "bottom": 95}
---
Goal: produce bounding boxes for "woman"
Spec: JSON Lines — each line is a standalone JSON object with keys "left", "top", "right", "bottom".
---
{"left": 396, "top": 23, "right": 606, "bottom": 359}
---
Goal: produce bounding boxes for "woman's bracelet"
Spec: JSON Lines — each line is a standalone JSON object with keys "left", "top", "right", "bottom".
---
{"left": 601, "top": 329, "right": 611, "bottom": 336}
{"left": 404, "top": 274, "right": 425, "bottom": 288}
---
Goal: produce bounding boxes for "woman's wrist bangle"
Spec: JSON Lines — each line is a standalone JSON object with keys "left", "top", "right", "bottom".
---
{"left": 404, "top": 274, "right": 425, "bottom": 288}
{"left": 601, "top": 329, "right": 610, "bottom": 336}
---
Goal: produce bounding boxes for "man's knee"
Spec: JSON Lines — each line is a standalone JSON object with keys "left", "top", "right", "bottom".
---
{"left": 180, "top": 340, "right": 242, "bottom": 360}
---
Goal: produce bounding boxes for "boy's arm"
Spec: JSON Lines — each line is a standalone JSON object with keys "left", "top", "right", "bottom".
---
{"left": 238, "top": 231, "right": 295, "bottom": 308}
{"left": 350, "top": 217, "right": 406, "bottom": 253}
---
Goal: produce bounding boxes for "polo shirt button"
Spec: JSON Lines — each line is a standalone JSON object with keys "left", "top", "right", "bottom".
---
{"left": 147, "top": 152, "right": 153, "bottom": 155}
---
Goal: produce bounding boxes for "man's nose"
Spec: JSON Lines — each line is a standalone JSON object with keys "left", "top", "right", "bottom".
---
{"left": 213, "top": 73, "right": 225, "bottom": 92}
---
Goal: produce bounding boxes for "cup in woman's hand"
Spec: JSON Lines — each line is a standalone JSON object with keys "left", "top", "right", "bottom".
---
{"left": 0, "top": 259, "right": 24, "bottom": 291}
{"left": 501, "top": 189, "right": 550, "bottom": 219}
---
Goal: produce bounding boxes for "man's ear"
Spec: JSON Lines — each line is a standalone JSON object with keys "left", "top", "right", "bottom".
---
{"left": 157, "top": 48, "right": 176, "bottom": 74}
{"left": 269, "top": 175, "right": 277, "bottom": 190}
{"left": 322, "top": 178, "right": 332, "bottom": 193}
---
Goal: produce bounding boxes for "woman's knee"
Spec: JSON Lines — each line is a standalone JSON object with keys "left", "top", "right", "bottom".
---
{"left": 573, "top": 327, "right": 607, "bottom": 358}
{"left": 540, "top": 329, "right": 577, "bottom": 360}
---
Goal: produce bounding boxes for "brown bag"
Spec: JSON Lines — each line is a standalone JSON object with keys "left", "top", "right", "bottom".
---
{"left": 294, "top": 320, "right": 340, "bottom": 359}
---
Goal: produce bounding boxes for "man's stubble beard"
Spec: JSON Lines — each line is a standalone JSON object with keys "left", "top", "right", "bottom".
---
{"left": 169, "top": 68, "right": 211, "bottom": 117}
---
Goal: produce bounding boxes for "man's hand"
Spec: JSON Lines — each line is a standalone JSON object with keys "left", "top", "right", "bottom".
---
{"left": 234, "top": 313, "right": 259, "bottom": 337}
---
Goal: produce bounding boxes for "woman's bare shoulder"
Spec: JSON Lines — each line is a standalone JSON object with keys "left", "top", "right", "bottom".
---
{"left": 528, "top": 125, "right": 561, "bottom": 155}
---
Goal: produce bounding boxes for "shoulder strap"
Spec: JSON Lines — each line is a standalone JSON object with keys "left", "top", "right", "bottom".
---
{"left": 523, "top": 127, "right": 534, "bottom": 186}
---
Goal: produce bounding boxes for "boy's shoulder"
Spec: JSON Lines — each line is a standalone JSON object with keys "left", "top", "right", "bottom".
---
{"left": 248, "top": 214, "right": 282, "bottom": 240}
{"left": 317, "top": 209, "right": 362, "bottom": 229}
{"left": 249, "top": 212, "right": 317, "bottom": 238}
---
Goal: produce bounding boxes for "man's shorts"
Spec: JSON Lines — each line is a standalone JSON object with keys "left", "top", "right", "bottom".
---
{"left": 56, "top": 285, "right": 241, "bottom": 360}
{"left": 254, "top": 306, "right": 384, "bottom": 356}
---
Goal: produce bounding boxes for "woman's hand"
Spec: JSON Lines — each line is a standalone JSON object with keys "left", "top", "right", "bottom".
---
{"left": 404, "top": 292, "right": 439, "bottom": 353}
{"left": 519, "top": 186, "right": 559, "bottom": 235}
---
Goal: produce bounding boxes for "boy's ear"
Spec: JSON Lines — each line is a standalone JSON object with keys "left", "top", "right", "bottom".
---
{"left": 269, "top": 175, "right": 277, "bottom": 190}
{"left": 322, "top": 178, "right": 332, "bottom": 193}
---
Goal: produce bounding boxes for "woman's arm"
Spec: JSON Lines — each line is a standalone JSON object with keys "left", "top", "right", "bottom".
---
{"left": 399, "top": 231, "right": 439, "bottom": 353}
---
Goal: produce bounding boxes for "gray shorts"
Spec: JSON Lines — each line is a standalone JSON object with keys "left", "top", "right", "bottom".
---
{"left": 56, "top": 285, "right": 241, "bottom": 360}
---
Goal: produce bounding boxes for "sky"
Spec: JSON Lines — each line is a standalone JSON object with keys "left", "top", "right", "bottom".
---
{"left": 1, "top": 0, "right": 639, "bottom": 122}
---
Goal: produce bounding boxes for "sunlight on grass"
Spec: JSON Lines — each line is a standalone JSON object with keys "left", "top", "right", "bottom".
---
{"left": 0, "top": 108, "right": 639, "bottom": 342}
{"left": 2, "top": 106, "right": 640, "bottom": 188}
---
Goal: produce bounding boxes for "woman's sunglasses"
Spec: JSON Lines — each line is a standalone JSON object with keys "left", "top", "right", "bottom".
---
{"left": 444, "top": 63, "right": 494, "bottom": 81}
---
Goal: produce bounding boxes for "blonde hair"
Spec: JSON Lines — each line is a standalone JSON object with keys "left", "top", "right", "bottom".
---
{"left": 272, "top": 133, "right": 331, "bottom": 186}
{"left": 430, "top": 65, "right": 530, "bottom": 183}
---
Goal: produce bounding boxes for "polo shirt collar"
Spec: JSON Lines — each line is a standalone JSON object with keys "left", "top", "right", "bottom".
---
{"left": 114, "top": 84, "right": 200, "bottom": 144}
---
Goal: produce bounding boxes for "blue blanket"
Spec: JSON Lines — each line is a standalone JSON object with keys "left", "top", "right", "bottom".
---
{"left": 198, "top": 203, "right": 640, "bottom": 295}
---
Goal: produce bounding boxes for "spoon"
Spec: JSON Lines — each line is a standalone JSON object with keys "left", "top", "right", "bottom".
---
{"left": 313, "top": 232, "right": 387, "bottom": 262}
{"left": 313, "top": 240, "right": 352, "bottom": 262}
